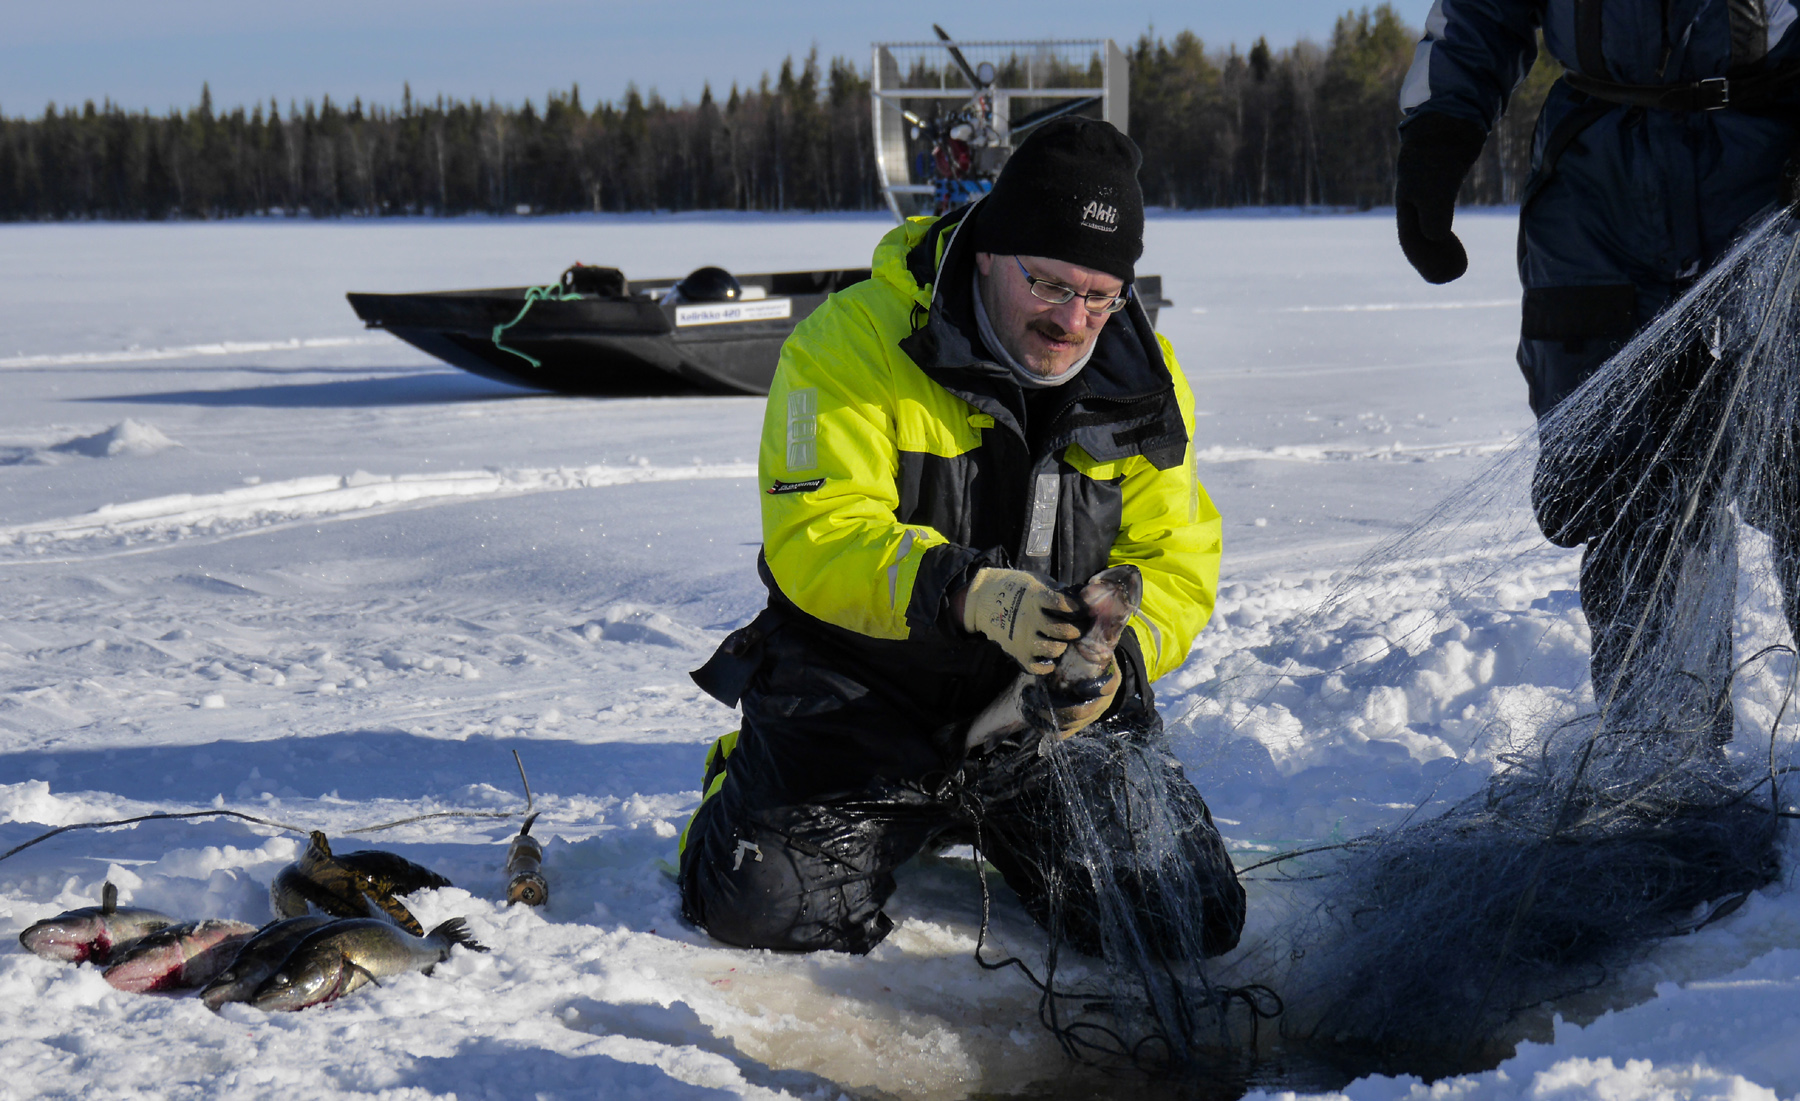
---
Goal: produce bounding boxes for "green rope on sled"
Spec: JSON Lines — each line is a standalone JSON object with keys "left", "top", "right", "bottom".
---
{"left": 492, "top": 283, "right": 582, "bottom": 369}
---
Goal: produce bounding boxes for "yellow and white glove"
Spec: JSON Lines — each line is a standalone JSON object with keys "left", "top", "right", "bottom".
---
{"left": 960, "top": 568, "right": 1081, "bottom": 675}
{"left": 1050, "top": 661, "right": 1122, "bottom": 740}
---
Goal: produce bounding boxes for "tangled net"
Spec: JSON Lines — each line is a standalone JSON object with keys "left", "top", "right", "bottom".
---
{"left": 973, "top": 730, "right": 1283, "bottom": 1085}
{"left": 1002, "top": 207, "right": 1800, "bottom": 1085}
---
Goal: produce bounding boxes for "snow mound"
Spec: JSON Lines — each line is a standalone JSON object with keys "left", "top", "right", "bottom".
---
{"left": 581, "top": 605, "right": 716, "bottom": 650}
{"left": 0, "top": 780, "right": 85, "bottom": 827}
{"left": 52, "top": 419, "right": 179, "bottom": 458}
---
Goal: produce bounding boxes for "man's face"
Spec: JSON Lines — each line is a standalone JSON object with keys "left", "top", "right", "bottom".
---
{"left": 975, "top": 252, "right": 1125, "bottom": 379}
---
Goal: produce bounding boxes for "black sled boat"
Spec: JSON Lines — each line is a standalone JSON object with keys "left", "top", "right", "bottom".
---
{"left": 349, "top": 264, "right": 864, "bottom": 397}
{"left": 347, "top": 263, "right": 1171, "bottom": 397}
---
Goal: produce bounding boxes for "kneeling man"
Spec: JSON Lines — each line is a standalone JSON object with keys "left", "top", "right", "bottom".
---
{"left": 680, "top": 118, "right": 1244, "bottom": 958}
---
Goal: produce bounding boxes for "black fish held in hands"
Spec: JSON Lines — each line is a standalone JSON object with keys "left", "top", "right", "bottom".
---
{"left": 964, "top": 564, "right": 1143, "bottom": 751}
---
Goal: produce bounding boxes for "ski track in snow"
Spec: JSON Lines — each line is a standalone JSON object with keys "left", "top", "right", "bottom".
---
{"left": 0, "top": 336, "right": 392, "bottom": 370}
{"left": 1196, "top": 438, "right": 1518, "bottom": 464}
{"left": 0, "top": 462, "right": 758, "bottom": 560}
{"left": 1190, "top": 299, "right": 1516, "bottom": 315}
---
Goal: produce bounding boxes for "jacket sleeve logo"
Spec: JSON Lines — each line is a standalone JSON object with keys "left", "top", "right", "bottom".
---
{"left": 785, "top": 387, "right": 818, "bottom": 471}
{"left": 768, "top": 477, "right": 826, "bottom": 495}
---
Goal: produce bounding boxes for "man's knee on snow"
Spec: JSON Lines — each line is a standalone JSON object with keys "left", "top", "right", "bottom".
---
{"left": 978, "top": 742, "right": 1246, "bottom": 961}
{"left": 680, "top": 800, "right": 896, "bottom": 954}
{"left": 1082, "top": 806, "right": 1245, "bottom": 960}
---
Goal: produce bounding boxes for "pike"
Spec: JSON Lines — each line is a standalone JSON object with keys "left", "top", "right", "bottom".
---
{"left": 197, "top": 915, "right": 336, "bottom": 1010}
{"left": 248, "top": 916, "right": 489, "bottom": 1012}
{"left": 269, "top": 831, "right": 451, "bottom": 935}
{"left": 964, "top": 564, "right": 1143, "bottom": 751}
{"left": 101, "top": 918, "right": 258, "bottom": 993}
{"left": 17, "top": 882, "right": 175, "bottom": 964}
{"left": 505, "top": 813, "right": 548, "bottom": 907}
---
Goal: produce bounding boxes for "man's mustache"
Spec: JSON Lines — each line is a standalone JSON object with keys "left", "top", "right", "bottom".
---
{"left": 1028, "top": 319, "right": 1085, "bottom": 344}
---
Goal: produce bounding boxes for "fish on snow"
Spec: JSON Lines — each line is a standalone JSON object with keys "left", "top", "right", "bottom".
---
{"left": 17, "top": 881, "right": 175, "bottom": 964}
{"left": 249, "top": 916, "right": 488, "bottom": 1012}
{"left": 102, "top": 919, "right": 259, "bottom": 993}
{"left": 197, "top": 915, "right": 336, "bottom": 1010}
{"left": 505, "top": 813, "right": 548, "bottom": 907}
{"left": 269, "top": 831, "right": 449, "bottom": 934}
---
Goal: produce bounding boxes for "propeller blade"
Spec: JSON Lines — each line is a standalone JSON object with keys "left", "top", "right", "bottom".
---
{"left": 932, "top": 24, "right": 986, "bottom": 90}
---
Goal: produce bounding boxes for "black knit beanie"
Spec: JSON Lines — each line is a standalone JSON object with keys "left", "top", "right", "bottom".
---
{"left": 969, "top": 116, "right": 1144, "bottom": 283}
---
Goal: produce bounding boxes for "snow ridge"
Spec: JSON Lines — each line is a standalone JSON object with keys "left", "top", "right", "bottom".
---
{"left": 0, "top": 462, "right": 758, "bottom": 556}
{"left": 0, "top": 336, "right": 390, "bottom": 369}
{"left": 1196, "top": 439, "right": 1516, "bottom": 463}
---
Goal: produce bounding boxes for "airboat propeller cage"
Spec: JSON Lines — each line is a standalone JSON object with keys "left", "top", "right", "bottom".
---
{"left": 872, "top": 36, "right": 1129, "bottom": 221}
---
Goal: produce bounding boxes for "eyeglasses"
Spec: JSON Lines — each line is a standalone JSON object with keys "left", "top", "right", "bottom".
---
{"left": 1015, "top": 256, "right": 1129, "bottom": 314}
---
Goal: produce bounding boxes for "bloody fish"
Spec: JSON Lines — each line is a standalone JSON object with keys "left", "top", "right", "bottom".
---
{"left": 17, "top": 882, "right": 175, "bottom": 965}
{"left": 101, "top": 918, "right": 258, "bottom": 993}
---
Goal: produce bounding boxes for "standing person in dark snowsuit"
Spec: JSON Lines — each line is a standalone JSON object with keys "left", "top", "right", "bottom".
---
{"left": 1394, "top": 0, "right": 1800, "bottom": 741}
{"left": 677, "top": 118, "right": 1246, "bottom": 958}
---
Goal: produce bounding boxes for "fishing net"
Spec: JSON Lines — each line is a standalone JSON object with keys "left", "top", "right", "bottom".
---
{"left": 996, "top": 207, "right": 1800, "bottom": 1084}
{"left": 972, "top": 728, "right": 1279, "bottom": 1080}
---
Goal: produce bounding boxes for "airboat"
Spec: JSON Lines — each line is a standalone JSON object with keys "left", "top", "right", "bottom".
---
{"left": 346, "top": 30, "right": 1161, "bottom": 397}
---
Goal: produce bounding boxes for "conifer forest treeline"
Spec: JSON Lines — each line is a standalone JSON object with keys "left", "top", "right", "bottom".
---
{"left": 0, "top": 6, "right": 1558, "bottom": 221}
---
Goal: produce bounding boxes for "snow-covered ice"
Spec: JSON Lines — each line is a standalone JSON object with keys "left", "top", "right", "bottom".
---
{"left": 0, "top": 209, "right": 1794, "bottom": 1100}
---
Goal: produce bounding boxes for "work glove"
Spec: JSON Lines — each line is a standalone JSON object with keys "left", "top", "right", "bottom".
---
{"left": 1049, "top": 660, "right": 1122, "bottom": 740}
{"left": 960, "top": 567, "right": 1081, "bottom": 675}
{"left": 1395, "top": 112, "right": 1489, "bottom": 285}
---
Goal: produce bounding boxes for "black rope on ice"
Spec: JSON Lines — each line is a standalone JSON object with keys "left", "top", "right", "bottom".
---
{"left": 0, "top": 809, "right": 308, "bottom": 864}
{"left": 0, "top": 751, "right": 540, "bottom": 862}
{"left": 341, "top": 807, "right": 517, "bottom": 834}
{"left": 0, "top": 805, "right": 524, "bottom": 864}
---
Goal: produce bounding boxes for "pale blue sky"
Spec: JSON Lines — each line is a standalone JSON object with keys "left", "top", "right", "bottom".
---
{"left": 2, "top": 1, "right": 1433, "bottom": 117}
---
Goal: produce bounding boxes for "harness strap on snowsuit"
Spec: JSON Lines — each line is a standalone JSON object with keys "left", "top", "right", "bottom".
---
{"left": 1520, "top": 50, "right": 1800, "bottom": 214}
{"left": 1518, "top": 92, "right": 1617, "bottom": 210}
{"left": 1574, "top": 0, "right": 1609, "bottom": 80}
{"left": 1565, "top": 0, "right": 1798, "bottom": 111}
{"left": 1563, "top": 64, "right": 1800, "bottom": 111}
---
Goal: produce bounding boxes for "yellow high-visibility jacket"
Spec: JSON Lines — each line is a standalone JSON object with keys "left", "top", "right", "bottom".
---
{"left": 757, "top": 206, "right": 1218, "bottom": 679}
{"left": 695, "top": 203, "right": 1221, "bottom": 793}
